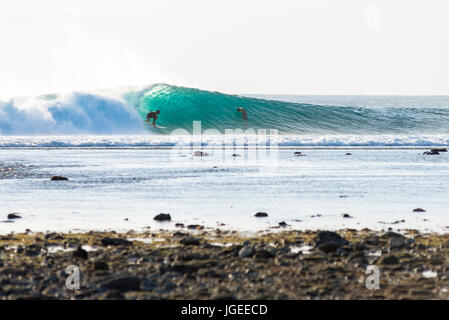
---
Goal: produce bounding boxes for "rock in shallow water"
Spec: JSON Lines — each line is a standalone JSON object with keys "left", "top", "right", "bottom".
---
{"left": 7, "top": 213, "right": 21, "bottom": 220}
{"left": 192, "top": 151, "right": 209, "bottom": 157}
{"left": 50, "top": 176, "right": 69, "bottom": 181}
{"left": 254, "top": 212, "right": 268, "bottom": 218}
{"left": 153, "top": 213, "right": 171, "bottom": 222}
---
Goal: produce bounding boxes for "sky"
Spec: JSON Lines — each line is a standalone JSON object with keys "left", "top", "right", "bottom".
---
{"left": 0, "top": 0, "right": 448, "bottom": 98}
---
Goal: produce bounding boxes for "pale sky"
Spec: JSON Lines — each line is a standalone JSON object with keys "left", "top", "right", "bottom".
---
{"left": 1, "top": 0, "right": 448, "bottom": 98}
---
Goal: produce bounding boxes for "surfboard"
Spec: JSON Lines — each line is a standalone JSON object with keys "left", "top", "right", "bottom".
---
{"left": 144, "top": 122, "right": 167, "bottom": 129}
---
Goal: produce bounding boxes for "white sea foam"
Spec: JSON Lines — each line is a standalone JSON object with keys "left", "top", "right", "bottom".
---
{"left": 0, "top": 134, "right": 448, "bottom": 148}
{"left": 0, "top": 92, "right": 146, "bottom": 135}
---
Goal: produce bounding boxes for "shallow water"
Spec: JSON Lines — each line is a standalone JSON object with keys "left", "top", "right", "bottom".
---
{"left": 0, "top": 147, "right": 448, "bottom": 234}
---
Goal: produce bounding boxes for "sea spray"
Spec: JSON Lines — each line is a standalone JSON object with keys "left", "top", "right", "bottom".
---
{"left": 0, "top": 92, "right": 145, "bottom": 135}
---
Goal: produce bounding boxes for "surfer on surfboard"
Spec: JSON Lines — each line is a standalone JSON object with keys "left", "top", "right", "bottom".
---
{"left": 237, "top": 107, "right": 248, "bottom": 121}
{"left": 145, "top": 110, "right": 160, "bottom": 127}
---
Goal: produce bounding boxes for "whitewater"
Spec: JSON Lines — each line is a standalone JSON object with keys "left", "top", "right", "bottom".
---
{"left": 1, "top": 84, "right": 449, "bottom": 147}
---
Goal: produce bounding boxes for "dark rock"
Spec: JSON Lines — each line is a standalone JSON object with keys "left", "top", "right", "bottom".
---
{"left": 50, "top": 176, "right": 69, "bottom": 181}
{"left": 100, "top": 237, "right": 132, "bottom": 246}
{"left": 254, "top": 212, "right": 268, "bottom": 218}
{"left": 180, "top": 236, "right": 201, "bottom": 246}
{"left": 212, "top": 293, "right": 237, "bottom": 300}
{"left": 352, "top": 243, "right": 367, "bottom": 251}
{"left": 348, "top": 252, "right": 368, "bottom": 266}
{"left": 379, "top": 219, "right": 405, "bottom": 225}
{"left": 423, "top": 150, "right": 439, "bottom": 155}
{"left": 294, "top": 152, "right": 306, "bottom": 156}
{"left": 432, "top": 148, "right": 447, "bottom": 152}
{"left": 238, "top": 246, "right": 255, "bottom": 258}
{"left": 100, "top": 276, "right": 141, "bottom": 292}
{"left": 175, "top": 223, "right": 185, "bottom": 228}
{"left": 100, "top": 291, "right": 125, "bottom": 300}
{"left": 45, "top": 233, "right": 64, "bottom": 240}
{"left": 430, "top": 256, "right": 444, "bottom": 265}
{"left": 163, "top": 264, "right": 199, "bottom": 274}
{"left": 314, "top": 231, "right": 349, "bottom": 247}
{"left": 24, "top": 245, "right": 41, "bottom": 257}
{"left": 382, "top": 231, "right": 403, "bottom": 239}
{"left": 378, "top": 255, "right": 399, "bottom": 265}
{"left": 192, "top": 151, "right": 209, "bottom": 157}
{"left": 364, "top": 234, "right": 379, "bottom": 245}
{"left": 92, "top": 261, "right": 109, "bottom": 271}
{"left": 7, "top": 213, "right": 21, "bottom": 220}
{"left": 187, "top": 224, "right": 204, "bottom": 230}
{"left": 413, "top": 208, "right": 426, "bottom": 213}
{"left": 232, "top": 154, "right": 241, "bottom": 157}
{"left": 254, "top": 249, "right": 276, "bottom": 259}
{"left": 317, "top": 242, "right": 340, "bottom": 254}
{"left": 388, "top": 236, "right": 406, "bottom": 249}
{"left": 153, "top": 213, "right": 171, "bottom": 222}
{"left": 73, "top": 245, "right": 88, "bottom": 259}
{"left": 278, "top": 221, "right": 288, "bottom": 227}
{"left": 345, "top": 153, "right": 352, "bottom": 155}
{"left": 173, "top": 231, "right": 188, "bottom": 237}
{"left": 342, "top": 213, "right": 353, "bottom": 218}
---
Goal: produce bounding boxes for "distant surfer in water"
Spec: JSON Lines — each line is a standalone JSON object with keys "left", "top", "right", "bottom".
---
{"left": 237, "top": 107, "right": 248, "bottom": 121}
{"left": 145, "top": 110, "right": 160, "bottom": 127}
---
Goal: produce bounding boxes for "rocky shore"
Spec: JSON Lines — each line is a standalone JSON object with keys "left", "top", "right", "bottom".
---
{"left": 1, "top": 228, "right": 449, "bottom": 300}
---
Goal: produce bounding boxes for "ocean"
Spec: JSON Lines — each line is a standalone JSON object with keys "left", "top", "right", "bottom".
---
{"left": 0, "top": 85, "right": 448, "bottom": 233}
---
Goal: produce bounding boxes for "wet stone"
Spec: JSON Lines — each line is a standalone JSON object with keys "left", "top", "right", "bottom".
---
{"left": 50, "top": 176, "right": 69, "bottom": 181}
{"left": 101, "top": 237, "right": 132, "bottom": 246}
{"left": 154, "top": 213, "right": 171, "bottom": 222}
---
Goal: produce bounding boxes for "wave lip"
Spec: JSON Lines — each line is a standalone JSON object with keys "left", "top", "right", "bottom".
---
{"left": 0, "top": 135, "right": 448, "bottom": 148}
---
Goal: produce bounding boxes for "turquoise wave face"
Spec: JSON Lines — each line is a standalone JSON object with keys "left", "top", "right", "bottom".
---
{"left": 123, "top": 84, "right": 449, "bottom": 134}
{"left": 2, "top": 84, "right": 448, "bottom": 136}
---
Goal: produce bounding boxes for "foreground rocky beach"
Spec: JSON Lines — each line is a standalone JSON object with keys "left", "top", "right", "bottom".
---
{"left": 1, "top": 227, "right": 449, "bottom": 300}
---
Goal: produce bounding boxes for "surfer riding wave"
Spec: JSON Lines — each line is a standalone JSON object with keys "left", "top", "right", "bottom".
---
{"left": 145, "top": 110, "right": 160, "bottom": 127}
